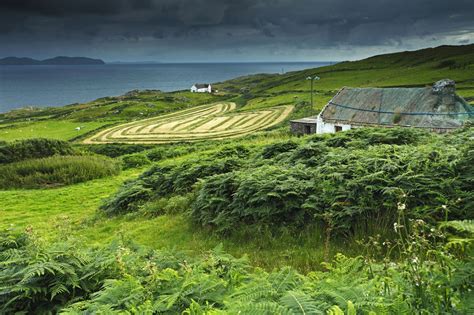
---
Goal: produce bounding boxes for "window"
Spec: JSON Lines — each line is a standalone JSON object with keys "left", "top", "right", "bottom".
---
{"left": 304, "top": 125, "right": 312, "bottom": 134}
{"left": 335, "top": 126, "right": 343, "bottom": 132}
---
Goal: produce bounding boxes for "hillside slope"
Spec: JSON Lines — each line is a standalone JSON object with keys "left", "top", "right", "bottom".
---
{"left": 215, "top": 44, "right": 474, "bottom": 114}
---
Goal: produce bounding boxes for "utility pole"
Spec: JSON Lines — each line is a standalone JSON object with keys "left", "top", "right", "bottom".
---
{"left": 306, "top": 75, "right": 320, "bottom": 116}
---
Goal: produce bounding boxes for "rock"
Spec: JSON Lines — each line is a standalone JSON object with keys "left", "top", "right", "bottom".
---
{"left": 432, "top": 79, "right": 455, "bottom": 94}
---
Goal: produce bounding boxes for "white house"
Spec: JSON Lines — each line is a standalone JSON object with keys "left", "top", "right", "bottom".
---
{"left": 191, "top": 83, "right": 212, "bottom": 93}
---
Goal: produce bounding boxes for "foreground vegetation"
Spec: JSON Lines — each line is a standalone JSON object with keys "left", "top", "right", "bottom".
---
{"left": 1, "top": 217, "right": 473, "bottom": 314}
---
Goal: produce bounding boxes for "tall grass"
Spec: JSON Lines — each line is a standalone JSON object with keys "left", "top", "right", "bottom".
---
{"left": 0, "top": 155, "right": 121, "bottom": 189}
{"left": 0, "top": 138, "right": 75, "bottom": 164}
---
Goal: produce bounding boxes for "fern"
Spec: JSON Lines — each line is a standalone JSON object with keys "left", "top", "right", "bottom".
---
{"left": 280, "top": 290, "right": 325, "bottom": 314}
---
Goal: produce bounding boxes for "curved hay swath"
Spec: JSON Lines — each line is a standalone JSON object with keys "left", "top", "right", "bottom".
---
{"left": 84, "top": 102, "right": 294, "bottom": 144}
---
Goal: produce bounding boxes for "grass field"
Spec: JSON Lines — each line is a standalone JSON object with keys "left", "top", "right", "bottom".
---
{"left": 0, "top": 120, "right": 110, "bottom": 141}
{"left": 84, "top": 102, "right": 294, "bottom": 144}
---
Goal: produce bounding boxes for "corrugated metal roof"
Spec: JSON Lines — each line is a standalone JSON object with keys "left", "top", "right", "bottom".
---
{"left": 320, "top": 85, "right": 473, "bottom": 129}
{"left": 290, "top": 117, "right": 318, "bottom": 124}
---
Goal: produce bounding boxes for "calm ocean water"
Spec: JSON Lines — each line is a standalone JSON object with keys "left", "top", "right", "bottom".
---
{"left": 0, "top": 62, "right": 330, "bottom": 113}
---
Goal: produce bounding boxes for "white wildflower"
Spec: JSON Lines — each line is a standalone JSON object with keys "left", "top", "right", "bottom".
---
{"left": 397, "top": 202, "right": 406, "bottom": 211}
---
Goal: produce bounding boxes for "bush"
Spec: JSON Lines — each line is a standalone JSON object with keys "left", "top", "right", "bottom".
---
{"left": 141, "top": 194, "right": 194, "bottom": 216}
{"left": 84, "top": 143, "right": 151, "bottom": 158}
{"left": 289, "top": 142, "right": 329, "bottom": 166}
{"left": 101, "top": 156, "right": 243, "bottom": 215}
{"left": 0, "top": 138, "right": 75, "bottom": 164}
{"left": 321, "top": 127, "right": 427, "bottom": 148}
{"left": 212, "top": 144, "right": 250, "bottom": 159}
{"left": 101, "top": 180, "right": 153, "bottom": 215}
{"left": 261, "top": 140, "right": 298, "bottom": 159}
{"left": 0, "top": 155, "right": 121, "bottom": 189}
{"left": 147, "top": 145, "right": 197, "bottom": 161}
{"left": 192, "top": 140, "right": 469, "bottom": 235}
{"left": 121, "top": 154, "right": 151, "bottom": 169}
{"left": 192, "top": 165, "right": 314, "bottom": 233}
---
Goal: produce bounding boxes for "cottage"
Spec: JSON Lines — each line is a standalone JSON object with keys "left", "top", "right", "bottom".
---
{"left": 290, "top": 79, "right": 473, "bottom": 135}
{"left": 191, "top": 83, "right": 212, "bottom": 93}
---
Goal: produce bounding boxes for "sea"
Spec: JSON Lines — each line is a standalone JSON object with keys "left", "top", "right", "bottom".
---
{"left": 0, "top": 62, "right": 331, "bottom": 113}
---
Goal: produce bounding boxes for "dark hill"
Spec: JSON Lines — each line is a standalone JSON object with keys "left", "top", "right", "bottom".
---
{"left": 0, "top": 56, "right": 105, "bottom": 65}
{"left": 0, "top": 57, "right": 40, "bottom": 65}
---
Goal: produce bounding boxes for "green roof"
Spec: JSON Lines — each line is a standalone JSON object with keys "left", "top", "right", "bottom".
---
{"left": 320, "top": 83, "right": 473, "bottom": 129}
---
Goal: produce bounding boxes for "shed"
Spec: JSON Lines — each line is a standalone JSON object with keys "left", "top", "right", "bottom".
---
{"left": 290, "top": 117, "right": 318, "bottom": 135}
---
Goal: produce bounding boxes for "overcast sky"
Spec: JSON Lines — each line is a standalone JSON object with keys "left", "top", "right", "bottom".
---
{"left": 1, "top": 0, "right": 473, "bottom": 62}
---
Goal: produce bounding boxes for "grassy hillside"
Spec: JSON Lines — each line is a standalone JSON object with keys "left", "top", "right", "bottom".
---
{"left": 216, "top": 44, "right": 474, "bottom": 113}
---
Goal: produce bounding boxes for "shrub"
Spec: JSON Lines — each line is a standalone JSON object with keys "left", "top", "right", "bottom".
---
{"left": 101, "top": 180, "right": 153, "bottom": 215}
{"left": 101, "top": 156, "right": 243, "bottom": 215}
{"left": 0, "top": 155, "right": 121, "bottom": 189}
{"left": 212, "top": 144, "right": 250, "bottom": 159}
{"left": 261, "top": 140, "right": 298, "bottom": 159}
{"left": 121, "top": 153, "right": 151, "bottom": 169}
{"left": 84, "top": 143, "right": 151, "bottom": 158}
{"left": 192, "top": 140, "right": 469, "bottom": 236}
{"left": 192, "top": 165, "right": 315, "bottom": 233}
{"left": 141, "top": 194, "right": 194, "bottom": 216}
{"left": 146, "top": 145, "right": 196, "bottom": 161}
{"left": 289, "top": 142, "right": 329, "bottom": 166}
{"left": 0, "top": 138, "right": 75, "bottom": 164}
{"left": 320, "top": 127, "right": 428, "bottom": 148}
{"left": 349, "top": 127, "right": 427, "bottom": 145}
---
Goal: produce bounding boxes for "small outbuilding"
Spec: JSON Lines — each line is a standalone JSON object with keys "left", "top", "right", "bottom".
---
{"left": 290, "top": 117, "right": 318, "bottom": 135}
{"left": 290, "top": 79, "right": 473, "bottom": 135}
{"left": 191, "top": 83, "right": 212, "bottom": 93}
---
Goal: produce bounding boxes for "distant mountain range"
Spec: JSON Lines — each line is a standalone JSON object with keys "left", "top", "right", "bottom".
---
{"left": 0, "top": 56, "right": 105, "bottom": 65}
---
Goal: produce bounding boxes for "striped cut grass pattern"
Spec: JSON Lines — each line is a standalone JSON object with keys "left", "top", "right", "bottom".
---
{"left": 84, "top": 102, "right": 294, "bottom": 144}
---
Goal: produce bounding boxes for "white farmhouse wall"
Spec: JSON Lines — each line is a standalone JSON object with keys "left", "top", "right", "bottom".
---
{"left": 190, "top": 84, "right": 212, "bottom": 93}
{"left": 316, "top": 115, "right": 351, "bottom": 134}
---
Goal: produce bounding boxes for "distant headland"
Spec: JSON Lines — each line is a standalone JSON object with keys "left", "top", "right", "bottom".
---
{"left": 0, "top": 56, "right": 105, "bottom": 65}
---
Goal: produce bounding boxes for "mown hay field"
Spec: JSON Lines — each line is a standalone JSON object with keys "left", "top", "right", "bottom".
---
{"left": 84, "top": 102, "right": 293, "bottom": 144}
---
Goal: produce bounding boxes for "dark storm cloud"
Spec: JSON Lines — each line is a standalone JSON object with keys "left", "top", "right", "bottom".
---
{"left": 0, "top": 0, "right": 473, "bottom": 61}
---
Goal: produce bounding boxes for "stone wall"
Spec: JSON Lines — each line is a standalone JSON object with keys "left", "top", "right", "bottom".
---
{"left": 290, "top": 121, "right": 317, "bottom": 135}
